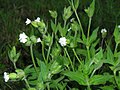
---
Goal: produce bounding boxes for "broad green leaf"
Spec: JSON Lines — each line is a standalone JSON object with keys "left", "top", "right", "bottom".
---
{"left": 89, "top": 27, "right": 99, "bottom": 44}
{"left": 105, "top": 46, "right": 114, "bottom": 65}
{"left": 40, "top": 61, "right": 49, "bottom": 81}
{"left": 93, "top": 48, "right": 103, "bottom": 64}
{"left": 63, "top": 71, "right": 86, "bottom": 85}
{"left": 89, "top": 75, "right": 113, "bottom": 85}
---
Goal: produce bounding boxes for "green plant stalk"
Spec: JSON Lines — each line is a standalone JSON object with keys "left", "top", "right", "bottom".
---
{"left": 87, "top": 17, "right": 92, "bottom": 39}
{"left": 86, "top": 17, "right": 92, "bottom": 61}
{"left": 114, "top": 43, "right": 118, "bottom": 54}
{"left": 72, "top": 48, "right": 82, "bottom": 65}
{"left": 41, "top": 41, "right": 46, "bottom": 63}
{"left": 46, "top": 33, "right": 54, "bottom": 62}
{"left": 90, "top": 69, "right": 96, "bottom": 78}
{"left": 71, "top": 0, "right": 84, "bottom": 34}
{"left": 13, "top": 62, "right": 17, "bottom": 70}
{"left": 64, "top": 48, "right": 74, "bottom": 71}
{"left": 30, "top": 44, "right": 38, "bottom": 74}
{"left": 86, "top": 46, "right": 91, "bottom": 60}
{"left": 64, "top": 20, "right": 67, "bottom": 29}
{"left": 24, "top": 78, "right": 31, "bottom": 89}
{"left": 86, "top": 76, "right": 91, "bottom": 90}
{"left": 114, "top": 71, "right": 119, "bottom": 89}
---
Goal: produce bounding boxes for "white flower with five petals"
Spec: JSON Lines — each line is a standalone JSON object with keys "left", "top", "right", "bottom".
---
{"left": 19, "top": 32, "right": 28, "bottom": 43}
{"left": 59, "top": 37, "right": 67, "bottom": 46}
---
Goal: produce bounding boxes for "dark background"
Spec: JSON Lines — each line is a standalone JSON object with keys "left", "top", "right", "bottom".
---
{"left": 0, "top": 0, "right": 120, "bottom": 89}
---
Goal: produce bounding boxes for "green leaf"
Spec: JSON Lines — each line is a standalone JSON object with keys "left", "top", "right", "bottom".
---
{"left": 93, "top": 48, "right": 103, "bottom": 64}
{"left": 51, "top": 20, "right": 57, "bottom": 33}
{"left": 63, "top": 71, "right": 86, "bottom": 85}
{"left": 49, "top": 10, "right": 57, "bottom": 19}
{"left": 100, "top": 85, "right": 115, "bottom": 90}
{"left": 82, "top": 32, "right": 87, "bottom": 45}
{"left": 85, "top": 0, "right": 95, "bottom": 17}
{"left": 76, "top": 48, "right": 87, "bottom": 57}
{"left": 63, "top": 6, "right": 73, "bottom": 21}
{"left": 58, "top": 23, "right": 67, "bottom": 36}
{"left": 40, "top": 61, "right": 49, "bottom": 81}
{"left": 50, "top": 60, "right": 62, "bottom": 74}
{"left": 89, "top": 27, "right": 99, "bottom": 44}
{"left": 31, "top": 21, "right": 38, "bottom": 28}
{"left": 105, "top": 46, "right": 114, "bottom": 65}
{"left": 74, "top": 0, "right": 79, "bottom": 9}
{"left": 89, "top": 75, "right": 113, "bottom": 85}
{"left": 30, "top": 35, "right": 37, "bottom": 44}
{"left": 114, "top": 25, "right": 120, "bottom": 44}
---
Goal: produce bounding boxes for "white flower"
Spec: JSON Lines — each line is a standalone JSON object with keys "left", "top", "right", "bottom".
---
{"left": 118, "top": 25, "right": 120, "bottom": 28}
{"left": 37, "top": 38, "right": 41, "bottom": 42}
{"left": 19, "top": 32, "right": 28, "bottom": 43}
{"left": 59, "top": 37, "right": 67, "bottom": 46}
{"left": 101, "top": 28, "right": 107, "bottom": 33}
{"left": 25, "top": 18, "right": 31, "bottom": 25}
{"left": 35, "top": 17, "right": 40, "bottom": 22}
{"left": 4, "top": 72, "right": 9, "bottom": 82}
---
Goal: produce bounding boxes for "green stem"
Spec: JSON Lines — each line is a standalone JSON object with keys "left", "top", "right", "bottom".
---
{"left": 47, "top": 33, "right": 54, "bottom": 62}
{"left": 71, "top": 0, "right": 83, "bottom": 34}
{"left": 86, "top": 46, "right": 90, "bottom": 60}
{"left": 64, "top": 20, "right": 67, "bottom": 29}
{"left": 114, "top": 43, "right": 118, "bottom": 54}
{"left": 24, "top": 78, "right": 30, "bottom": 89}
{"left": 13, "top": 62, "right": 17, "bottom": 70}
{"left": 87, "top": 17, "right": 92, "bottom": 39}
{"left": 72, "top": 49, "right": 82, "bottom": 65}
{"left": 41, "top": 41, "right": 46, "bottom": 63}
{"left": 64, "top": 48, "right": 74, "bottom": 71}
{"left": 114, "top": 71, "right": 119, "bottom": 89}
{"left": 86, "top": 76, "right": 91, "bottom": 90}
{"left": 30, "top": 44, "right": 38, "bottom": 74}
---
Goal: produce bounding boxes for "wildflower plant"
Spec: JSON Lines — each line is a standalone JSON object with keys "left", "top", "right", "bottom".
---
{"left": 4, "top": 0, "right": 120, "bottom": 90}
